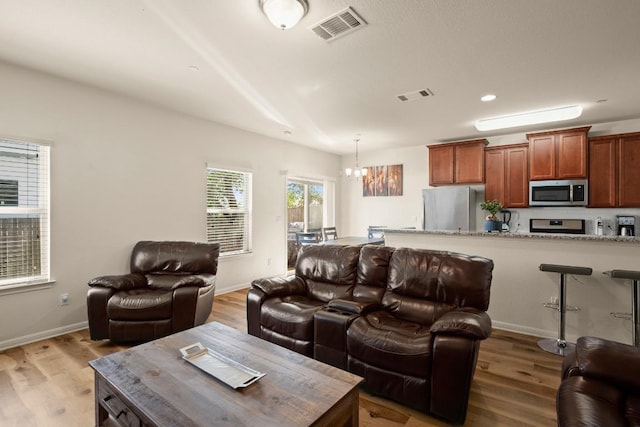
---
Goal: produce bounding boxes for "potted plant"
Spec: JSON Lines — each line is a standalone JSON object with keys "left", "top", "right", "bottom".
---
{"left": 480, "top": 199, "right": 503, "bottom": 232}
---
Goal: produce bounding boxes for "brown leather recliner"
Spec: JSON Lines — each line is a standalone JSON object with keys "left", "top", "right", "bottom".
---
{"left": 557, "top": 336, "right": 640, "bottom": 427}
{"left": 346, "top": 248, "right": 493, "bottom": 424}
{"left": 87, "top": 241, "right": 219, "bottom": 342}
{"left": 247, "top": 244, "right": 362, "bottom": 356}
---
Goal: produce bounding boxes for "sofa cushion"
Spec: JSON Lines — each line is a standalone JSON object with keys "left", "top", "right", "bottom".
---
{"left": 131, "top": 241, "right": 220, "bottom": 275}
{"left": 347, "top": 311, "right": 432, "bottom": 378}
{"left": 260, "top": 295, "right": 326, "bottom": 341}
{"left": 107, "top": 289, "right": 173, "bottom": 320}
{"left": 296, "top": 245, "right": 361, "bottom": 302}
{"left": 387, "top": 248, "right": 493, "bottom": 314}
{"left": 354, "top": 245, "right": 394, "bottom": 302}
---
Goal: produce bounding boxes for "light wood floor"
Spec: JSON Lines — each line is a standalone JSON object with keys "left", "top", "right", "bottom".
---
{"left": 0, "top": 289, "right": 563, "bottom": 426}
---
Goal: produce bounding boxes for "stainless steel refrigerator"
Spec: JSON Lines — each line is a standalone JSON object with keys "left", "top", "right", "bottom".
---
{"left": 422, "top": 187, "right": 476, "bottom": 231}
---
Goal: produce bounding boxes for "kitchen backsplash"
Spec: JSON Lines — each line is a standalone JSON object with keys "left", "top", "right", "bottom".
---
{"left": 475, "top": 188, "right": 640, "bottom": 235}
{"left": 494, "top": 207, "right": 640, "bottom": 235}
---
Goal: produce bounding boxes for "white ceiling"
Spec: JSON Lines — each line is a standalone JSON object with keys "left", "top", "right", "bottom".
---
{"left": 0, "top": 0, "right": 639, "bottom": 154}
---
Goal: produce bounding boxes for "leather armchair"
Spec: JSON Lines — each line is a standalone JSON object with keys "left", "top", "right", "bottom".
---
{"left": 87, "top": 241, "right": 220, "bottom": 342}
{"left": 346, "top": 248, "right": 493, "bottom": 424}
{"left": 557, "top": 336, "right": 640, "bottom": 427}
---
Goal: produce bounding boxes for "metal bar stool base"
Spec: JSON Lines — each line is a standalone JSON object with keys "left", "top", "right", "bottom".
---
{"left": 539, "top": 263, "right": 592, "bottom": 357}
{"left": 537, "top": 339, "right": 575, "bottom": 356}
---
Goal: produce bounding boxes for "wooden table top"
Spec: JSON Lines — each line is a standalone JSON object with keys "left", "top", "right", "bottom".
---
{"left": 89, "top": 322, "right": 362, "bottom": 426}
{"left": 321, "top": 236, "right": 385, "bottom": 246}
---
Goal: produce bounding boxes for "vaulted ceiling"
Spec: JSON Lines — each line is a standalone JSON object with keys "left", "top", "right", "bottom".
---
{"left": 0, "top": 0, "right": 639, "bottom": 154}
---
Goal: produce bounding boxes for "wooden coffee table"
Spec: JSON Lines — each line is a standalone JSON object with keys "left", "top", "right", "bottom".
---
{"left": 89, "top": 321, "right": 362, "bottom": 426}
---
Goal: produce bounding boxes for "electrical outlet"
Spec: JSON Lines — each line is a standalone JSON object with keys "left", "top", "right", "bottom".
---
{"left": 59, "top": 293, "right": 69, "bottom": 306}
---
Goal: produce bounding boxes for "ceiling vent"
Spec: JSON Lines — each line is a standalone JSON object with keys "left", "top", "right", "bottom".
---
{"left": 397, "top": 89, "right": 434, "bottom": 102}
{"left": 310, "top": 7, "right": 367, "bottom": 42}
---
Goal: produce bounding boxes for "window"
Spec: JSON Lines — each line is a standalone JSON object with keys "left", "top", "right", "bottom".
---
{"left": 206, "top": 167, "right": 252, "bottom": 257}
{"left": 0, "top": 139, "right": 50, "bottom": 287}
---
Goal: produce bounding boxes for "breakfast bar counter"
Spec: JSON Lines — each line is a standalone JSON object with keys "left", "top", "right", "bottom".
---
{"left": 383, "top": 229, "right": 640, "bottom": 346}
{"left": 383, "top": 227, "right": 640, "bottom": 244}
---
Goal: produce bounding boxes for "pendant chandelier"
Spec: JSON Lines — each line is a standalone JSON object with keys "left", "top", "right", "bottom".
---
{"left": 344, "top": 138, "right": 367, "bottom": 179}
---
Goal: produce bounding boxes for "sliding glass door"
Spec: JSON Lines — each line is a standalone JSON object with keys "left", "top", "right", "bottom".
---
{"left": 286, "top": 177, "right": 333, "bottom": 269}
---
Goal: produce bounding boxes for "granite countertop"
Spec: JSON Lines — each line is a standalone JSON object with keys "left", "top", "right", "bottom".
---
{"left": 383, "top": 228, "right": 640, "bottom": 243}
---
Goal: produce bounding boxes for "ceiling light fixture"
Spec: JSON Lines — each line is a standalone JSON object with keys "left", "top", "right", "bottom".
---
{"left": 260, "top": 0, "right": 309, "bottom": 30}
{"left": 481, "top": 94, "right": 496, "bottom": 102}
{"left": 344, "top": 137, "right": 367, "bottom": 179}
{"left": 474, "top": 105, "right": 583, "bottom": 131}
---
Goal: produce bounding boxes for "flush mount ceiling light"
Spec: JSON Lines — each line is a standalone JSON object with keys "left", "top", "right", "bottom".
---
{"left": 260, "top": 0, "right": 309, "bottom": 30}
{"left": 480, "top": 94, "right": 496, "bottom": 102}
{"left": 474, "top": 105, "right": 583, "bottom": 131}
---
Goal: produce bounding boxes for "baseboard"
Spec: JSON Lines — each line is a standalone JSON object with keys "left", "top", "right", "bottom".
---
{"left": 492, "top": 320, "right": 580, "bottom": 343}
{"left": 0, "top": 321, "right": 89, "bottom": 352}
{"left": 216, "top": 282, "right": 251, "bottom": 295}
{"left": 0, "top": 294, "right": 567, "bottom": 352}
{"left": 0, "top": 284, "right": 252, "bottom": 352}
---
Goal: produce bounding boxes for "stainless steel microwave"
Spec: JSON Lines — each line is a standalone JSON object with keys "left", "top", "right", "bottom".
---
{"left": 529, "top": 179, "right": 588, "bottom": 207}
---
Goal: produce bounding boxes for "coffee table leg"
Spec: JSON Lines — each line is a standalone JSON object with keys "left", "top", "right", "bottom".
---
{"left": 94, "top": 375, "right": 109, "bottom": 427}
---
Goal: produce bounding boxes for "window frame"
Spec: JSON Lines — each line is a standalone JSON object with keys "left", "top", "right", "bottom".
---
{"left": 206, "top": 165, "right": 253, "bottom": 258}
{"left": 0, "top": 137, "right": 51, "bottom": 291}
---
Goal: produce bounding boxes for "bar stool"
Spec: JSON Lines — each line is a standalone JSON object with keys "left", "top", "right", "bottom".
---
{"left": 538, "top": 263, "right": 593, "bottom": 356}
{"left": 604, "top": 269, "right": 640, "bottom": 347}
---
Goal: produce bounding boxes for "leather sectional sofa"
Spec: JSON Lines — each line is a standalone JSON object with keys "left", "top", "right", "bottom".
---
{"left": 557, "top": 336, "right": 640, "bottom": 426}
{"left": 247, "top": 244, "right": 494, "bottom": 424}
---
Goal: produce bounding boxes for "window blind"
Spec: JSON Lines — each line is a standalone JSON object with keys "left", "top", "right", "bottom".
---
{"left": 0, "top": 139, "right": 50, "bottom": 287}
{"left": 206, "top": 167, "right": 252, "bottom": 256}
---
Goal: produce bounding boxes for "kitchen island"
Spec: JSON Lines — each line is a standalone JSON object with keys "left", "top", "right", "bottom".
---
{"left": 384, "top": 229, "right": 640, "bottom": 346}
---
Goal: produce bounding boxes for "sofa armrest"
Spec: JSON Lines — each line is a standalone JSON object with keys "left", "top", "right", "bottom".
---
{"left": 430, "top": 308, "right": 492, "bottom": 340}
{"left": 88, "top": 273, "right": 146, "bottom": 290}
{"left": 328, "top": 297, "right": 380, "bottom": 315}
{"left": 571, "top": 336, "right": 640, "bottom": 390}
{"left": 251, "top": 275, "right": 306, "bottom": 296}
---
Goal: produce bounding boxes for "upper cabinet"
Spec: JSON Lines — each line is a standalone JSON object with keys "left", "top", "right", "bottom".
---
{"left": 428, "top": 139, "right": 487, "bottom": 186}
{"left": 527, "top": 126, "right": 591, "bottom": 180}
{"left": 485, "top": 143, "right": 529, "bottom": 208}
{"left": 589, "top": 132, "right": 640, "bottom": 207}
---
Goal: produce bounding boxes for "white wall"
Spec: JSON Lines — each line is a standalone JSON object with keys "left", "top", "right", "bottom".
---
{"left": 0, "top": 61, "right": 340, "bottom": 349}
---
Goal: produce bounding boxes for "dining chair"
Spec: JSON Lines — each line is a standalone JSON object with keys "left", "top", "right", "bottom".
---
{"left": 322, "top": 227, "right": 338, "bottom": 241}
{"left": 368, "top": 226, "right": 387, "bottom": 239}
{"left": 296, "top": 231, "right": 320, "bottom": 248}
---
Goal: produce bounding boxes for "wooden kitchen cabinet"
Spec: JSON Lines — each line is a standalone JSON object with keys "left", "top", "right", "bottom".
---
{"left": 588, "top": 136, "right": 617, "bottom": 207}
{"left": 428, "top": 144, "right": 454, "bottom": 185}
{"left": 428, "top": 139, "right": 487, "bottom": 186}
{"left": 527, "top": 126, "right": 590, "bottom": 180}
{"left": 590, "top": 132, "right": 640, "bottom": 207}
{"left": 485, "top": 143, "right": 529, "bottom": 208}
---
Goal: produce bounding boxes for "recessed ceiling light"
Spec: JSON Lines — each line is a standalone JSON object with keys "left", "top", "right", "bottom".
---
{"left": 481, "top": 94, "right": 496, "bottom": 102}
{"left": 474, "top": 105, "right": 583, "bottom": 131}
